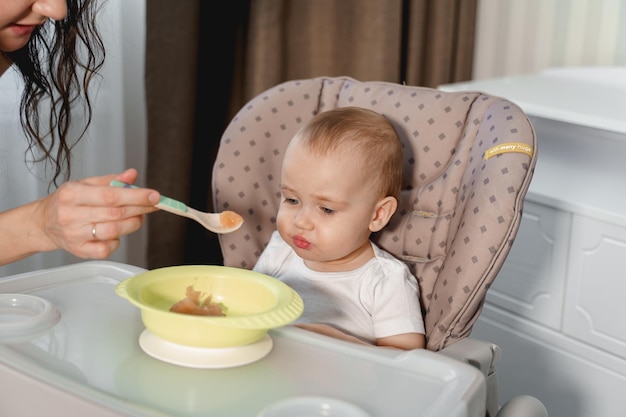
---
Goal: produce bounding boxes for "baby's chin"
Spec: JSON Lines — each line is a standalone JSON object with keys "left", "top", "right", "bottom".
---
{"left": 300, "top": 255, "right": 362, "bottom": 273}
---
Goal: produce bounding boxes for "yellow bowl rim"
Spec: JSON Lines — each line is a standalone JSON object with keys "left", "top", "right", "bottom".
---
{"left": 115, "top": 265, "right": 303, "bottom": 330}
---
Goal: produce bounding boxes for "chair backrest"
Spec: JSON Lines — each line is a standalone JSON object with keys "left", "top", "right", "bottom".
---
{"left": 212, "top": 76, "right": 537, "bottom": 351}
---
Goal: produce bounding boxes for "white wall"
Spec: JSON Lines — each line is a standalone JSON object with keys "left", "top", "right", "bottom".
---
{"left": 0, "top": 0, "right": 147, "bottom": 277}
{"left": 473, "top": 0, "right": 626, "bottom": 80}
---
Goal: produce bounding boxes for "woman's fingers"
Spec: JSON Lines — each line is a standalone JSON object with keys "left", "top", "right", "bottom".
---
{"left": 79, "top": 168, "right": 139, "bottom": 187}
{"left": 53, "top": 215, "right": 145, "bottom": 259}
{"left": 88, "top": 215, "right": 145, "bottom": 242}
{"left": 50, "top": 184, "right": 158, "bottom": 227}
{"left": 65, "top": 177, "right": 160, "bottom": 208}
{"left": 40, "top": 170, "right": 159, "bottom": 260}
{"left": 75, "top": 168, "right": 159, "bottom": 206}
{"left": 78, "top": 237, "right": 122, "bottom": 260}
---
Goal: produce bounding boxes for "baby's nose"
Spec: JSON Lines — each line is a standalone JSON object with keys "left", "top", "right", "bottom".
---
{"left": 294, "top": 208, "right": 314, "bottom": 230}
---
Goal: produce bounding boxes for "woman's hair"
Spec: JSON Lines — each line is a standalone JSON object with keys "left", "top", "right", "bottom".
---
{"left": 295, "top": 106, "right": 404, "bottom": 199}
{"left": 5, "top": 0, "right": 106, "bottom": 188}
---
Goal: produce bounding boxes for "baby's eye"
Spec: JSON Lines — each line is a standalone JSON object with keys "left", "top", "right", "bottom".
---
{"left": 284, "top": 197, "right": 299, "bottom": 205}
{"left": 320, "top": 206, "right": 335, "bottom": 215}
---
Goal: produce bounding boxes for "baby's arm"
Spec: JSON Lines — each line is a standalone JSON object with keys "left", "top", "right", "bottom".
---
{"left": 376, "top": 332, "right": 425, "bottom": 350}
{"left": 294, "top": 323, "right": 370, "bottom": 345}
{"left": 295, "top": 323, "right": 425, "bottom": 351}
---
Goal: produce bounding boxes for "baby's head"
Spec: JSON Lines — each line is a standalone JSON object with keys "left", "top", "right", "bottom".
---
{"left": 290, "top": 107, "right": 403, "bottom": 200}
{"left": 278, "top": 107, "right": 403, "bottom": 271}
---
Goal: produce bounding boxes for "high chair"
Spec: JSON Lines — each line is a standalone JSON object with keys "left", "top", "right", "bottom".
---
{"left": 211, "top": 76, "right": 548, "bottom": 417}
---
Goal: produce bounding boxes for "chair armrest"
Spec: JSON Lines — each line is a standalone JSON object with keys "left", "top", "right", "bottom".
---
{"left": 440, "top": 338, "right": 502, "bottom": 416}
{"left": 439, "top": 338, "right": 501, "bottom": 377}
{"left": 440, "top": 339, "right": 549, "bottom": 417}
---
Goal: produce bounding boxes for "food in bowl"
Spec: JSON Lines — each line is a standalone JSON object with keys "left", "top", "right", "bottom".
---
{"left": 115, "top": 265, "right": 304, "bottom": 348}
{"left": 170, "top": 285, "right": 227, "bottom": 317}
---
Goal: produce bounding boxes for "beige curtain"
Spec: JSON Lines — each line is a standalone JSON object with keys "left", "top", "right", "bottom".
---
{"left": 145, "top": 0, "right": 477, "bottom": 269}
{"left": 230, "top": 0, "right": 477, "bottom": 113}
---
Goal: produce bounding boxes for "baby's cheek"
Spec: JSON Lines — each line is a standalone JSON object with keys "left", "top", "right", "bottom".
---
{"left": 275, "top": 211, "right": 289, "bottom": 231}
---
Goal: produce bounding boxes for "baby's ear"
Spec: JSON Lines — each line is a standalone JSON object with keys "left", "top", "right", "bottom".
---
{"left": 370, "top": 196, "right": 397, "bottom": 232}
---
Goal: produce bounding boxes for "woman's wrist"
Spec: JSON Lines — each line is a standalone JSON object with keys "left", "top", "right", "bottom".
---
{"left": 0, "top": 199, "right": 55, "bottom": 266}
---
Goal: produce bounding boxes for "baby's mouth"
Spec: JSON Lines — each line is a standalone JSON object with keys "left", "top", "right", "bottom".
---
{"left": 293, "top": 236, "right": 311, "bottom": 249}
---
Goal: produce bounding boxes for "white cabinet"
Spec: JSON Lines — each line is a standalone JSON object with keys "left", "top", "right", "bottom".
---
{"left": 565, "top": 216, "right": 626, "bottom": 358}
{"left": 475, "top": 208, "right": 626, "bottom": 417}
{"left": 440, "top": 67, "right": 626, "bottom": 417}
{"left": 486, "top": 201, "right": 570, "bottom": 331}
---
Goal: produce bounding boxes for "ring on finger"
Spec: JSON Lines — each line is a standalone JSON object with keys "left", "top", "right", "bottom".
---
{"left": 91, "top": 224, "right": 100, "bottom": 241}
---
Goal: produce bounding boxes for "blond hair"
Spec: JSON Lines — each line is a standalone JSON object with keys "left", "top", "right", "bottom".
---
{"left": 293, "top": 107, "right": 403, "bottom": 199}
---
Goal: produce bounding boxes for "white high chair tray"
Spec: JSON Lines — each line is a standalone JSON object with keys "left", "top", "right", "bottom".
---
{"left": 0, "top": 261, "right": 485, "bottom": 417}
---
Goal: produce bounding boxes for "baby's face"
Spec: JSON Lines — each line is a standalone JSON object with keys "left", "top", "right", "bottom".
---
{"left": 277, "top": 140, "right": 382, "bottom": 272}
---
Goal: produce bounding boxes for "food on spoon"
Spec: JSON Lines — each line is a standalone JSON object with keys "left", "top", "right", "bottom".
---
{"left": 170, "top": 285, "right": 227, "bottom": 316}
{"left": 220, "top": 210, "right": 243, "bottom": 229}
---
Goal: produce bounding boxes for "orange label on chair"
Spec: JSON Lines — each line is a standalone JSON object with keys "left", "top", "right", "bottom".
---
{"left": 484, "top": 142, "right": 534, "bottom": 160}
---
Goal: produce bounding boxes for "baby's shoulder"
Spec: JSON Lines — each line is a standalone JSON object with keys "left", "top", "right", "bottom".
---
{"left": 369, "top": 242, "right": 412, "bottom": 277}
{"left": 371, "top": 242, "right": 404, "bottom": 264}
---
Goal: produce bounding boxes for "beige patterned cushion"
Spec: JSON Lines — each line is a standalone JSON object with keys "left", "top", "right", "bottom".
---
{"left": 212, "top": 76, "right": 537, "bottom": 351}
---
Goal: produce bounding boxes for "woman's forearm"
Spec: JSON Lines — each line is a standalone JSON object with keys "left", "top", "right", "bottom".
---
{"left": 0, "top": 199, "right": 55, "bottom": 266}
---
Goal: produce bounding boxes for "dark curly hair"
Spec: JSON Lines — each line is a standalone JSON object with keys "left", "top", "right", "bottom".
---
{"left": 4, "top": 0, "right": 106, "bottom": 188}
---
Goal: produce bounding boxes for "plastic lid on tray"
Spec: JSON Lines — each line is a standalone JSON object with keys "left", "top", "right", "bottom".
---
{"left": 0, "top": 294, "right": 60, "bottom": 343}
{"left": 257, "top": 396, "right": 371, "bottom": 417}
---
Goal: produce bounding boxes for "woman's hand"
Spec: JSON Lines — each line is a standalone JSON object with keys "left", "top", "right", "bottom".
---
{"left": 0, "top": 168, "right": 160, "bottom": 265}
{"left": 40, "top": 168, "right": 160, "bottom": 259}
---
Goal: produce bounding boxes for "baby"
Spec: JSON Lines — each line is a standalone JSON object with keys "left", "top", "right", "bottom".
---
{"left": 253, "top": 106, "right": 425, "bottom": 350}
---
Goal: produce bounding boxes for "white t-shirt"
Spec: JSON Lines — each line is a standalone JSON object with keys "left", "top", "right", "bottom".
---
{"left": 253, "top": 231, "right": 425, "bottom": 344}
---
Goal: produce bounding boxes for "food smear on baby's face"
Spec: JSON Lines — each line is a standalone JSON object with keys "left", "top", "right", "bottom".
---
{"left": 169, "top": 285, "right": 227, "bottom": 316}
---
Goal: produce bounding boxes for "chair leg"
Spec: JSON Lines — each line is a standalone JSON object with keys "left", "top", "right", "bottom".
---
{"left": 485, "top": 369, "right": 499, "bottom": 417}
{"left": 495, "top": 395, "right": 549, "bottom": 417}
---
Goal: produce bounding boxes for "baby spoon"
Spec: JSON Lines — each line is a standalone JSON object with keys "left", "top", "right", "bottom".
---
{"left": 110, "top": 180, "right": 243, "bottom": 234}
